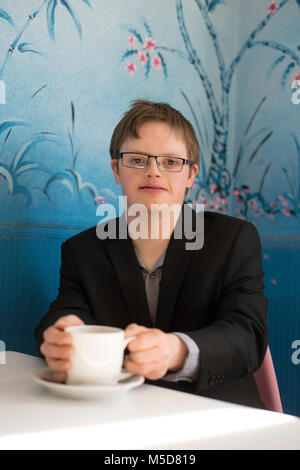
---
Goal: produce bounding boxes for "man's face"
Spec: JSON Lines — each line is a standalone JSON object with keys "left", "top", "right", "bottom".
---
{"left": 111, "top": 121, "right": 198, "bottom": 211}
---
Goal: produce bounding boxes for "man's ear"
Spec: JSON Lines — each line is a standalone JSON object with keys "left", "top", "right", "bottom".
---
{"left": 111, "top": 159, "right": 121, "bottom": 184}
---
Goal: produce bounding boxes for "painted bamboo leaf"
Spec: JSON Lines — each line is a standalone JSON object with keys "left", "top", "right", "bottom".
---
{"left": 142, "top": 19, "right": 153, "bottom": 37}
{"left": 204, "top": 0, "right": 226, "bottom": 12}
{"left": 11, "top": 135, "right": 56, "bottom": 173}
{"left": 281, "top": 62, "right": 295, "bottom": 89}
{"left": 258, "top": 161, "right": 272, "bottom": 194}
{"left": 60, "top": 0, "right": 82, "bottom": 39}
{"left": 233, "top": 96, "right": 267, "bottom": 177}
{"left": 44, "top": 172, "right": 75, "bottom": 199}
{"left": 291, "top": 133, "right": 300, "bottom": 201}
{"left": 18, "top": 42, "right": 43, "bottom": 55}
{"left": 0, "top": 9, "right": 14, "bottom": 27}
{"left": 0, "top": 165, "right": 13, "bottom": 193}
{"left": 81, "top": 0, "right": 92, "bottom": 7}
{"left": 128, "top": 28, "right": 143, "bottom": 45}
{"left": 0, "top": 120, "right": 27, "bottom": 135}
{"left": 14, "top": 163, "right": 40, "bottom": 177}
{"left": 66, "top": 169, "right": 99, "bottom": 198}
{"left": 71, "top": 101, "right": 75, "bottom": 135}
{"left": 145, "top": 51, "right": 151, "bottom": 78}
{"left": 157, "top": 52, "right": 168, "bottom": 78}
{"left": 31, "top": 84, "right": 48, "bottom": 99}
{"left": 267, "top": 55, "right": 285, "bottom": 78}
{"left": 46, "top": 0, "right": 57, "bottom": 40}
{"left": 121, "top": 49, "right": 138, "bottom": 62}
{"left": 247, "top": 131, "right": 273, "bottom": 165}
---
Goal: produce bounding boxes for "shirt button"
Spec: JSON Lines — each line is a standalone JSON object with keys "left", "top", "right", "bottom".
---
{"left": 149, "top": 272, "right": 156, "bottom": 279}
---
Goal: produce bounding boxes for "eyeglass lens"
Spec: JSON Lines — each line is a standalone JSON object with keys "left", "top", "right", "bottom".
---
{"left": 122, "top": 153, "right": 183, "bottom": 171}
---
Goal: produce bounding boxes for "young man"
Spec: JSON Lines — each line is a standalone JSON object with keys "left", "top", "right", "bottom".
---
{"left": 35, "top": 100, "right": 268, "bottom": 408}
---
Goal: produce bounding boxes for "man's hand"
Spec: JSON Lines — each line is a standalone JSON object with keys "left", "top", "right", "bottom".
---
{"left": 124, "top": 323, "right": 188, "bottom": 381}
{"left": 40, "top": 314, "right": 84, "bottom": 382}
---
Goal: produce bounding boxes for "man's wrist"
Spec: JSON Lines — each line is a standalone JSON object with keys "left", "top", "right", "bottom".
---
{"left": 166, "top": 333, "right": 188, "bottom": 372}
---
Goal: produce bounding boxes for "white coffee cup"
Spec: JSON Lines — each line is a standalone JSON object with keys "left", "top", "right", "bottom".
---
{"left": 65, "top": 325, "right": 136, "bottom": 385}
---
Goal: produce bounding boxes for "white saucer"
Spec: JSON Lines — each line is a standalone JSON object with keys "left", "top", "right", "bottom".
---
{"left": 33, "top": 368, "right": 144, "bottom": 400}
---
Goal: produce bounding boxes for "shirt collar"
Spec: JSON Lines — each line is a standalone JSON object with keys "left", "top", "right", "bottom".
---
{"left": 134, "top": 246, "right": 167, "bottom": 272}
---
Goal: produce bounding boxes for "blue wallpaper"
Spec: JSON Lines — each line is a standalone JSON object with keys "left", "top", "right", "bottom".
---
{"left": 0, "top": 0, "right": 300, "bottom": 416}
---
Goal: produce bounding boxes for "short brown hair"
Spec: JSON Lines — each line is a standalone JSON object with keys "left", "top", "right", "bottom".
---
{"left": 109, "top": 99, "right": 200, "bottom": 171}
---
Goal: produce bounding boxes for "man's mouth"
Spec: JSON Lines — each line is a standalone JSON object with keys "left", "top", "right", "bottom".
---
{"left": 140, "top": 185, "right": 166, "bottom": 190}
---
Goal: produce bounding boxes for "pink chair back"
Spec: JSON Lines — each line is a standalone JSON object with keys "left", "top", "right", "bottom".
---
{"left": 253, "top": 346, "right": 283, "bottom": 413}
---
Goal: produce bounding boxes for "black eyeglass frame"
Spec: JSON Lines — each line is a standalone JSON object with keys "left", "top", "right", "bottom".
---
{"left": 116, "top": 152, "right": 193, "bottom": 172}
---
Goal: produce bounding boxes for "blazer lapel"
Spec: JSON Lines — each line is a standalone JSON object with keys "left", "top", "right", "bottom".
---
{"left": 155, "top": 204, "right": 198, "bottom": 331}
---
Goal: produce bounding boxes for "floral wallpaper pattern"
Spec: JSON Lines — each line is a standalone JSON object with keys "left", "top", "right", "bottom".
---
{"left": 0, "top": 0, "right": 299, "bottom": 229}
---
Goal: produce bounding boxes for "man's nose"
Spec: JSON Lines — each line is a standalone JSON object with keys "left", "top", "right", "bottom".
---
{"left": 145, "top": 156, "right": 161, "bottom": 175}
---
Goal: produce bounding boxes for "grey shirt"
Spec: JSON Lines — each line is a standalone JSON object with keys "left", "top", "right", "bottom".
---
{"left": 133, "top": 247, "right": 200, "bottom": 382}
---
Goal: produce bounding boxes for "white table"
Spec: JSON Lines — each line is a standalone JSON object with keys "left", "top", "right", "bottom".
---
{"left": 0, "top": 351, "right": 300, "bottom": 450}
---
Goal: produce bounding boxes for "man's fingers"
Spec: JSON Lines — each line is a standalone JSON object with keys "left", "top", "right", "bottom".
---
{"left": 128, "top": 347, "right": 162, "bottom": 364}
{"left": 46, "top": 357, "right": 72, "bottom": 373}
{"left": 127, "top": 330, "right": 163, "bottom": 352}
{"left": 54, "top": 315, "right": 84, "bottom": 330}
{"left": 43, "top": 326, "right": 72, "bottom": 346}
{"left": 124, "top": 356, "right": 157, "bottom": 376}
{"left": 124, "top": 323, "right": 148, "bottom": 339}
{"left": 52, "top": 371, "right": 67, "bottom": 383}
{"left": 41, "top": 342, "right": 74, "bottom": 360}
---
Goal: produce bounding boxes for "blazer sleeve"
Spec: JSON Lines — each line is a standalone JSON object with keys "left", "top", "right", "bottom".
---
{"left": 185, "top": 221, "right": 269, "bottom": 392}
{"left": 34, "top": 240, "right": 96, "bottom": 355}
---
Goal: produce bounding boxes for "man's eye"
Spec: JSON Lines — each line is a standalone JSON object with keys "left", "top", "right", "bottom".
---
{"left": 166, "top": 159, "right": 179, "bottom": 166}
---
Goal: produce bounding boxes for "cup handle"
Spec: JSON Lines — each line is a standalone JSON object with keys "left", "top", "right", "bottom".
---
{"left": 123, "top": 335, "right": 137, "bottom": 349}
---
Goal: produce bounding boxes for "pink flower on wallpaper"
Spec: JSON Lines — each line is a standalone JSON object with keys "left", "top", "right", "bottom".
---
{"left": 270, "top": 278, "right": 277, "bottom": 285}
{"left": 253, "top": 209, "right": 261, "bottom": 216}
{"left": 125, "top": 61, "right": 137, "bottom": 76}
{"left": 267, "top": 213, "right": 275, "bottom": 220}
{"left": 249, "top": 200, "right": 257, "bottom": 207}
{"left": 94, "top": 196, "right": 106, "bottom": 204}
{"left": 216, "top": 196, "right": 227, "bottom": 205}
{"left": 210, "top": 201, "right": 220, "bottom": 210}
{"left": 281, "top": 199, "right": 288, "bottom": 207}
{"left": 221, "top": 208, "right": 227, "bottom": 214}
{"left": 153, "top": 55, "right": 162, "bottom": 70}
{"left": 128, "top": 35, "right": 136, "bottom": 49}
{"left": 283, "top": 209, "right": 291, "bottom": 216}
{"left": 269, "top": 202, "right": 277, "bottom": 208}
{"left": 235, "top": 209, "right": 241, "bottom": 214}
{"left": 232, "top": 189, "right": 241, "bottom": 196}
{"left": 144, "top": 37, "right": 156, "bottom": 52}
{"left": 210, "top": 183, "right": 217, "bottom": 193}
{"left": 263, "top": 254, "right": 270, "bottom": 260}
{"left": 294, "top": 72, "right": 300, "bottom": 81}
{"left": 237, "top": 196, "right": 243, "bottom": 203}
{"left": 137, "top": 50, "right": 149, "bottom": 65}
{"left": 267, "top": 2, "right": 279, "bottom": 13}
{"left": 278, "top": 195, "right": 284, "bottom": 200}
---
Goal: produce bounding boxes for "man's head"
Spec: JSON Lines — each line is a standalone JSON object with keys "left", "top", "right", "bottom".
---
{"left": 110, "top": 99, "right": 199, "bottom": 209}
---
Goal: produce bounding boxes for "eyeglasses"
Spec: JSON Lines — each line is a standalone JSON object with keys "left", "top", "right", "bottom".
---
{"left": 116, "top": 152, "right": 192, "bottom": 172}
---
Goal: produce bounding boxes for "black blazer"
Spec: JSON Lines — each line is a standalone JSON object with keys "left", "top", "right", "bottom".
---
{"left": 35, "top": 206, "right": 268, "bottom": 409}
